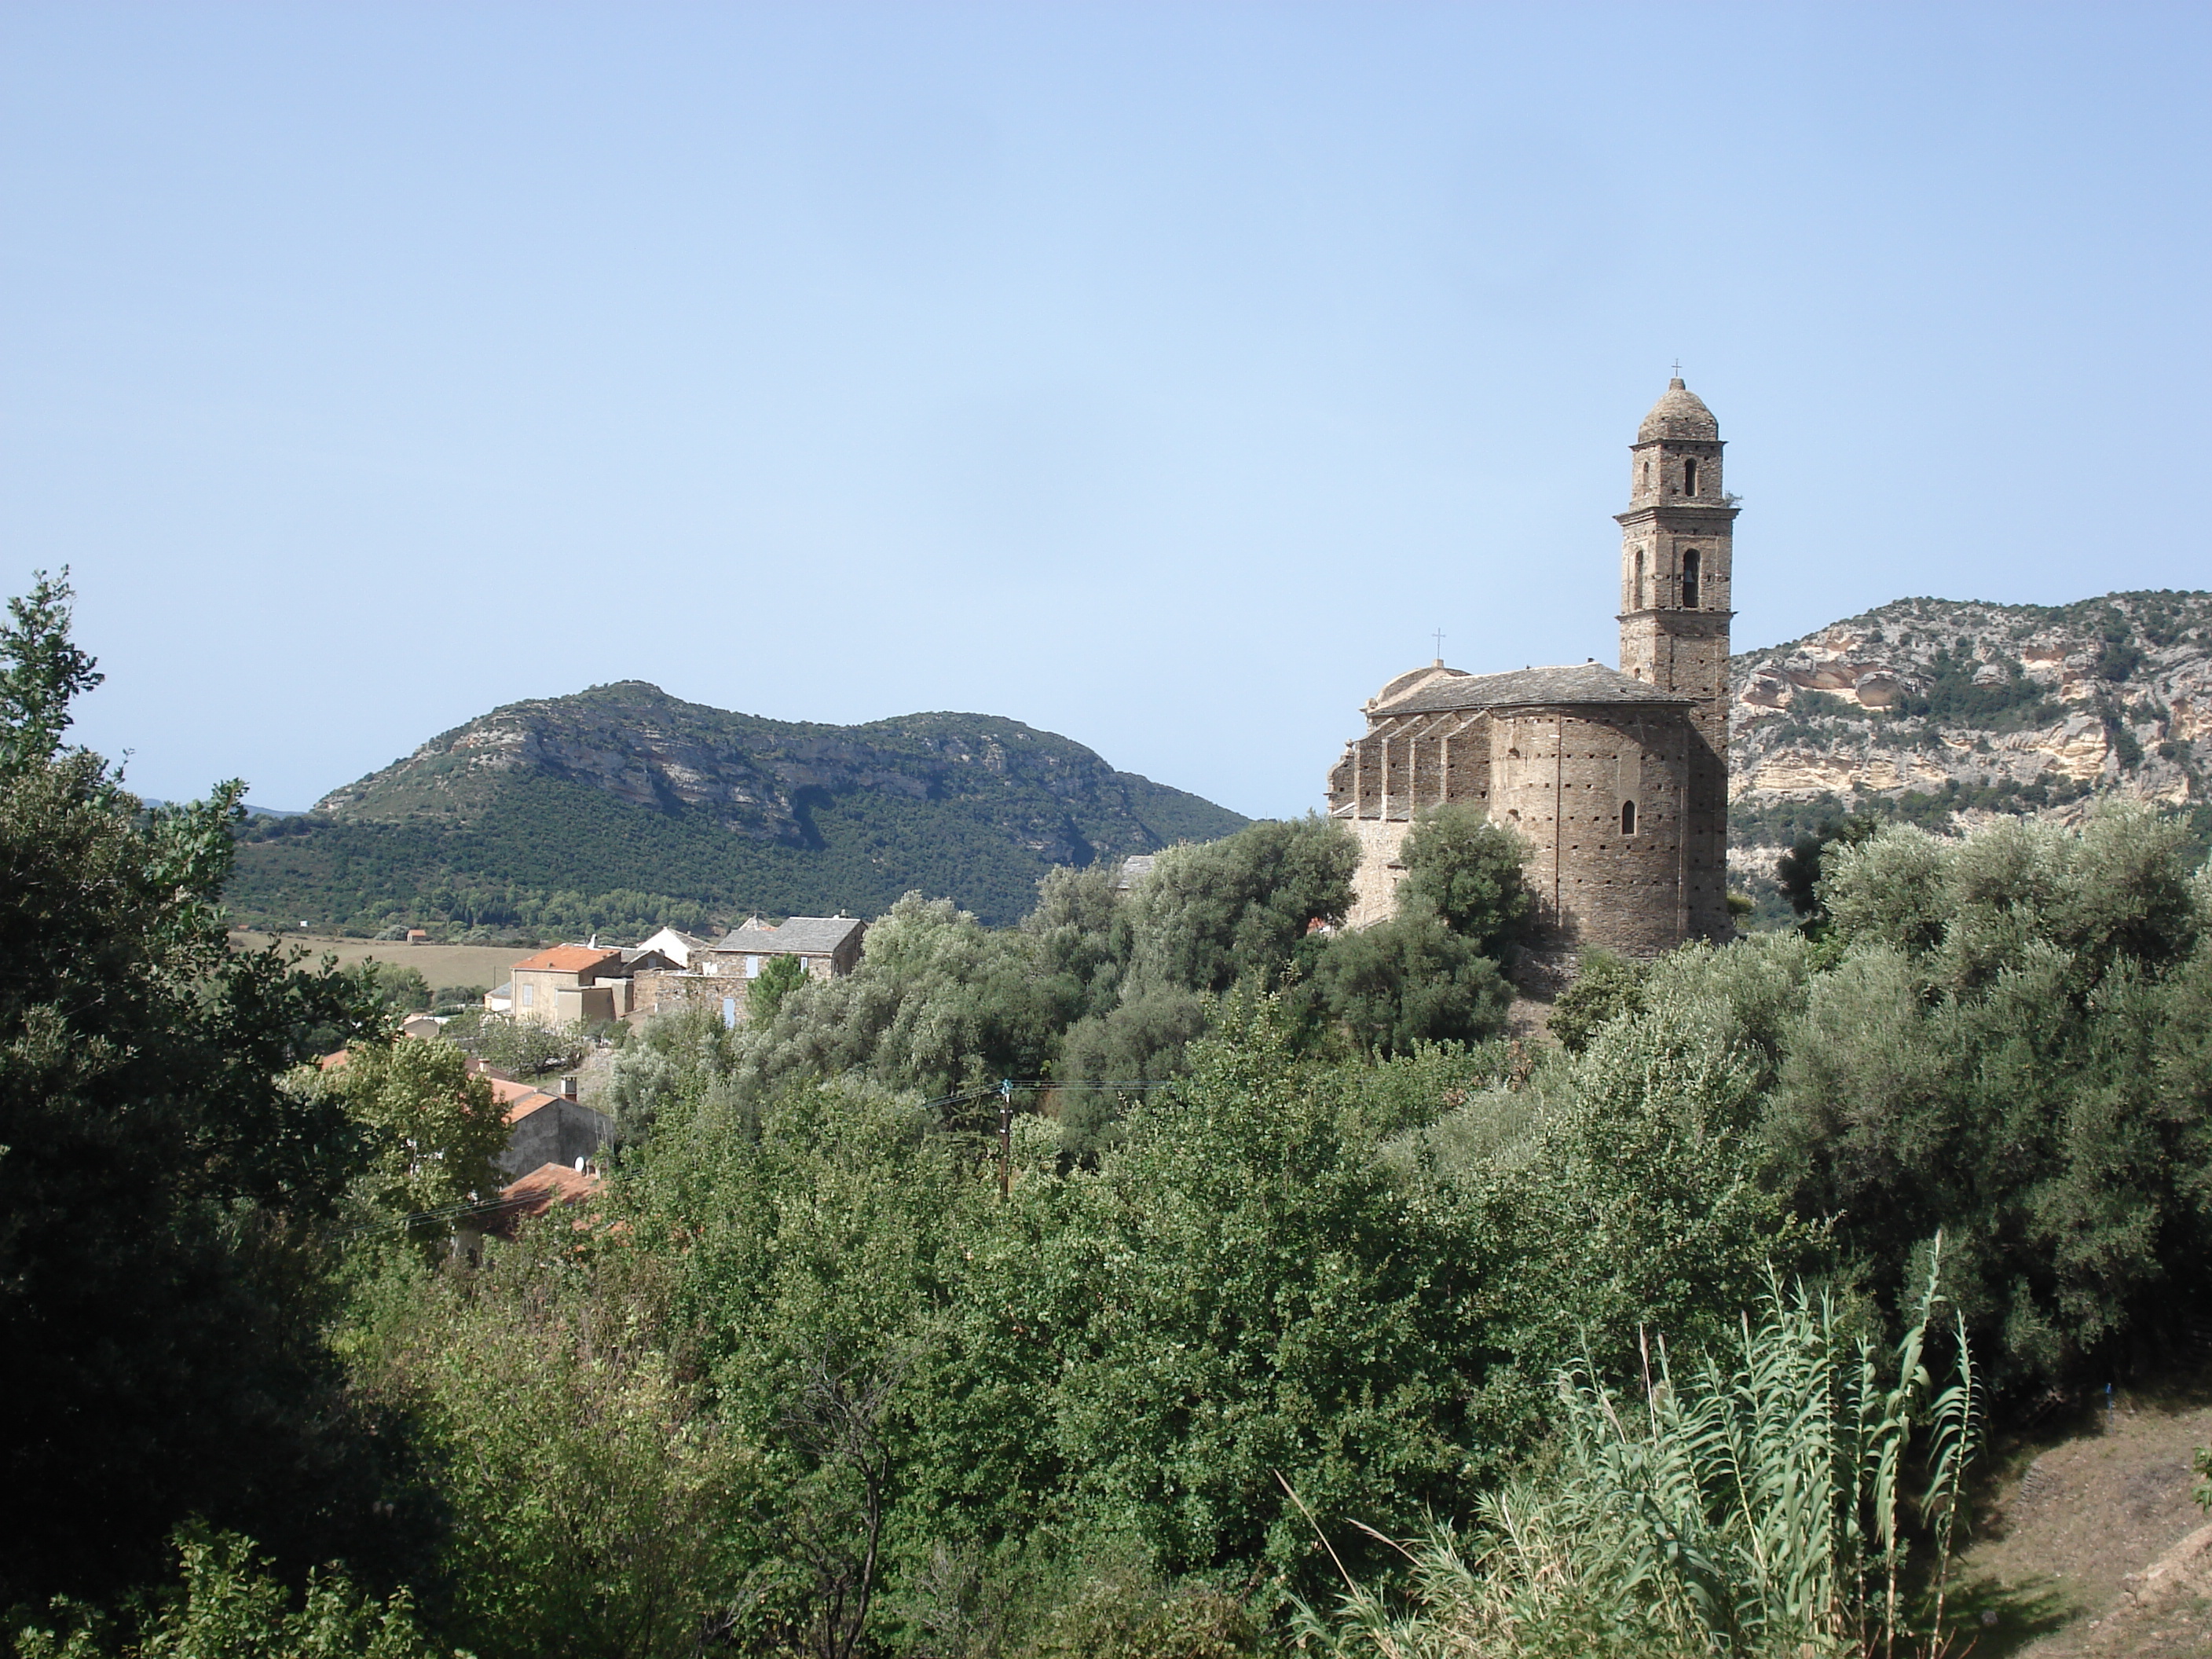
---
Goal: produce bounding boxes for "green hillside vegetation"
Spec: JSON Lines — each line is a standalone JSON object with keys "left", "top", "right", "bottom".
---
{"left": 15, "top": 573, "right": 2212, "bottom": 1658}
{"left": 226, "top": 687, "right": 1246, "bottom": 936}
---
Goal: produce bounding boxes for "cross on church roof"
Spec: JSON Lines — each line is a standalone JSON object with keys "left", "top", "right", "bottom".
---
{"left": 1431, "top": 627, "right": 1445, "bottom": 665}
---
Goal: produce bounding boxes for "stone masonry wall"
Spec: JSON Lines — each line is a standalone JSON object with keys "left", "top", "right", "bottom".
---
{"left": 1489, "top": 708, "right": 1698, "bottom": 957}
{"left": 1344, "top": 818, "right": 1414, "bottom": 931}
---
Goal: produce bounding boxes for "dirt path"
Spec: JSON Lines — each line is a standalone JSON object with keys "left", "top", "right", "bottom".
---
{"left": 1957, "top": 1384, "right": 2212, "bottom": 1655}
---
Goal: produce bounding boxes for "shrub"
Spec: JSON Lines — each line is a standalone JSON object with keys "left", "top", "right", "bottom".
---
{"left": 13, "top": 1527, "right": 453, "bottom": 1659}
{"left": 1397, "top": 805, "right": 1534, "bottom": 954}
{"left": 1296, "top": 1256, "right": 1979, "bottom": 1659}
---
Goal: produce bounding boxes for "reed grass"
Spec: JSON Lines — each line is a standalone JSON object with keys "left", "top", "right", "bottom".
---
{"left": 1295, "top": 1240, "right": 1978, "bottom": 1658}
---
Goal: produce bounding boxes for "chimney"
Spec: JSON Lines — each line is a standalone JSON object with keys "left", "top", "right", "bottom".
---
{"left": 559, "top": 1075, "right": 579, "bottom": 1102}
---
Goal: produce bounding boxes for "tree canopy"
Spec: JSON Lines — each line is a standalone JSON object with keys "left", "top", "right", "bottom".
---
{"left": 0, "top": 576, "right": 397, "bottom": 1604}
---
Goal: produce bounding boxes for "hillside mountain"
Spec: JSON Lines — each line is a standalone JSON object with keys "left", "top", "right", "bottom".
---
{"left": 1728, "top": 589, "right": 2211, "bottom": 876}
{"left": 225, "top": 683, "right": 1247, "bottom": 936}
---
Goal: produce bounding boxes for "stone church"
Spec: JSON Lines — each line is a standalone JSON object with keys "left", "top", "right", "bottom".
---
{"left": 1325, "top": 377, "right": 1736, "bottom": 956}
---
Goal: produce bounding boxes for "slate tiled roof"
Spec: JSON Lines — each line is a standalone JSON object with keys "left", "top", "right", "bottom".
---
{"left": 1382, "top": 662, "right": 1696, "bottom": 716}
{"left": 1369, "top": 664, "right": 1467, "bottom": 706}
{"left": 1638, "top": 377, "right": 1720, "bottom": 442}
{"left": 709, "top": 916, "right": 866, "bottom": 956}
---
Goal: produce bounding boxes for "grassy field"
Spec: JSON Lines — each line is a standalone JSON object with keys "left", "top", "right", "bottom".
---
{"left": 230, "top": 932, "right": 528, "bottom": 991}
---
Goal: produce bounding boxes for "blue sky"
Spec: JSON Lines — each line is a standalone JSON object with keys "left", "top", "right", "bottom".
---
{"left": 3, "top": 2, "right": 2206, "bottom": 819}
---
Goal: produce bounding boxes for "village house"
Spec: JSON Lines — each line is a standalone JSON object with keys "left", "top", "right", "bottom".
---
{"left": 632, "top": 925, "right": 709, "bottom": 969}
{"left": 318, "top": 1045, "right": 613, "bottom": 1181}
{"left": 622, "top": 914, "right": 869, "bottom": 1026}
{"left": 700, "top": 914, "right": 866, "bottom": 981}
{"left": 482, "top": 1071, "right": 613, "bottom": 1179}
{"left": 507, "top": 944, "right": 622, "bottom": 1027}
{"left": 1113, "top": 854, "right": 1156, "bottom": 890}
{"left": 504, "top": 942, "right": 679, "bottom": 1027}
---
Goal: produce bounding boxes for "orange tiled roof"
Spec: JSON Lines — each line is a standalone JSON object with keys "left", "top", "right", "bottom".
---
{"left": 503, "top": 1090, "right": 562, "bottom": 1125}
{"left": 492, "top": 1162, "right": 604, "bottom": 1232}
{"left": 511, "top": 945, "right": 621, "bottom": 975}
{"left": 478, "top": 1072, "right": 573, "bottom": 1122}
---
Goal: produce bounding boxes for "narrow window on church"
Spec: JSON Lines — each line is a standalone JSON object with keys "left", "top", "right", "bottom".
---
{"left": 1635, "top": 549, "right": 1646, "bottom": 606}
{"left": 1683, "top": 458, "right": 1698, "bottom": 494}
{"left": 1621, "top": 800, "right": 1637, "bottom": 835}
{"left": 1642, "top": 460, "right": 1651, "bottom": 489}
{"left": 1681, "top": 548, "right": 1701, "bottom": 608}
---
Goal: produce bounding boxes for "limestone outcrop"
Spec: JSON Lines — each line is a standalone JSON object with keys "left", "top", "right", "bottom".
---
{"left": 1727, "top": 591, "right": 2210, "bottom": 861}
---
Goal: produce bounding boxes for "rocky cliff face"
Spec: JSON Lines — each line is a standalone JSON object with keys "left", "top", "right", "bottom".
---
{"left": 316, "top": 681, "right": 1241, "bottom": 866}
{"left": 1727, "top": 590, "right": 2211, "bottom": 866}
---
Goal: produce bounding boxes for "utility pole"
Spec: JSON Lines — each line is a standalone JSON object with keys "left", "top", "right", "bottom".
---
{"left": 998, "top": 1079, "right": 1014, "bottom": 1200}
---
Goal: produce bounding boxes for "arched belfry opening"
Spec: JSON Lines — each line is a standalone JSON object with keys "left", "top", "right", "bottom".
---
{"left": 1680, "top": 548, "right": 1701, "bottom": 609}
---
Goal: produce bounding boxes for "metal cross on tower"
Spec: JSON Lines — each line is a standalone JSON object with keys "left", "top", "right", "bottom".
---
{"left": 1431, "top": 627, "right": 1446, "bottom": 661}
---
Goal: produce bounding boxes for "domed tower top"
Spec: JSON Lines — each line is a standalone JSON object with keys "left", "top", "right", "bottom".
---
{"left": 1637, "top": 377, "right": 1719, "bottom": 443}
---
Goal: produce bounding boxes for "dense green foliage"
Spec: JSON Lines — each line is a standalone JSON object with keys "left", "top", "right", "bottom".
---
{"left": 1394, "top": 806, "right": 1535, "bottom": 955}
{"left": 1772, "top": 812, "right": 1877, "bottom": 928}
{"left": 313, "top": 1039, "right": 510, "bottom": 1227}
{"left": 0, "top": 578, "right": 398, "bottom": 1606}
{"left": 1298, "top": 807, "right": 1531, "bottom": 1057}
{"left": 16, "top": 1529, "right": 453, "bottom": 1659}
{"left": 1768, "top": 811, "right": 2212, "bottom": 1383}
{"left": 1544, "top": 949, "right": 1648, "bottom": 1053}
{"left": 1305, "top": 910, "right": 1510, "bottom": 1058}
{"left": 341, "top": 994, "right": 1803, "bottom": 1657}
{"left": 749, "top": 952, "right": 811, "bottom": 1023}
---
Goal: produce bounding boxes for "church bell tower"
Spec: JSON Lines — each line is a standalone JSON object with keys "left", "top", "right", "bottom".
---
{"left": 1617, "top": 375, "right": 1735, "bottom": 937}
{"left": 1617, "top": 375, "right": 1735, "bottom": 753}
